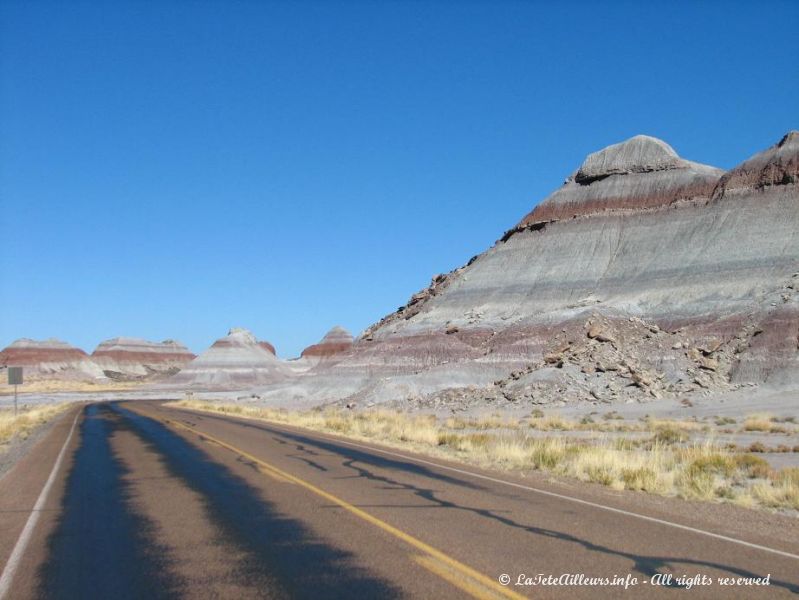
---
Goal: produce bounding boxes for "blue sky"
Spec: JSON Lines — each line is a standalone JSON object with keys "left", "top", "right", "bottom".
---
{"left": 1, "top": 1, "right": 797, "bottom": 357}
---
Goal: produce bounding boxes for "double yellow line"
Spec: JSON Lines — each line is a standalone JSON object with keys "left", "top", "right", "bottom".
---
{"left": 160, "top": 415, "right": 526, "bottom": 600}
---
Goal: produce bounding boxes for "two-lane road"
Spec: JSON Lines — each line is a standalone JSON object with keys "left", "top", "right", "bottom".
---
{"left": 1, "top": 400, "right": 797, "bottom": 599}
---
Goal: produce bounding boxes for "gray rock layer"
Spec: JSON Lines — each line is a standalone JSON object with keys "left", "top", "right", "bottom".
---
{"left": 165, "top": 328, "right": 290, "bottom": 389}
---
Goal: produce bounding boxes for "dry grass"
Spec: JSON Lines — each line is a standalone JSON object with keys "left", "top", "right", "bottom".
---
{"left": 451, "top": 410, "right": 714, "bottom": 436}
{"left": 527, "top": 414, "right": 710, "bottom": 435}
{"left": 0, "top": 380, "right": 141, "bottom": 395}
{"left": 751, "top": 469, "right": 799, "bottom": 510}
{"left": 170, "top": 400, "right": 799, "bottom": 512}
{"left": 644, "top": 418, "right": 707, "bottom": 432}
{"left": 743, "top": 413, "right": 794, "bottom": 434}
{"left": 528, "top": 415, "right": 576, "bottom": 431}
{"left": 0, "top": 403, "right": 71, "bottom": 448}
{"left": 444, "top": 414, "right": 518, "bottom": 431}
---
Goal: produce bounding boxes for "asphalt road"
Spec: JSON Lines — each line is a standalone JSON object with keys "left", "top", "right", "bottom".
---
{"left": 1, "top": 400, "right": 798, "bottom": 599}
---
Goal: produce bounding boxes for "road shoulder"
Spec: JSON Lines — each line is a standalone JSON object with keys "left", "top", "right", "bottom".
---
{"left": 0, "top": 404, "right": 84, "bottom": 597}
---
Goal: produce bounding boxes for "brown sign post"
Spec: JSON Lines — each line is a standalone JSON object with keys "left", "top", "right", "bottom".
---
{"left": 8, "top": 367, "right": 22, "bottom": 416}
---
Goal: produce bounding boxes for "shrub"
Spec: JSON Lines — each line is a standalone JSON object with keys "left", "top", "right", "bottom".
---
{"left": 464, "top": 433, "right": 491, "bottom": 448}
{"left": 751, "top": 481, "right": 799, "bottom": 510}
{"left": 437, "top": 432, "right": 461, "bottom": 447}
{"left": 687, "top": 454, "right": 735, "bottom": 478}
{"left": 774, "top": 467, "right": 799, "bottom": 487}
{"left": 742, "top": 414, "right": 788, "bottom": 433}
{"left": 677, "top": 469, "right": 717, "bottom": 500}
{"left": 651, "top": 427, "right": 687, "bottom": 445}
{"left": 743, "top": 414, "right": 772, "bottom": 432}
{"left": 772, "top": 416, "right": 797, "bottom": 424}
{"left": 462, "top": 414, "right": 509, "bottom": 430}
{"left": 621, "top": 467, "right": 659, "bottom": 491}
{"left": 585, "top": 464, "right": 616, "bottom": 486}
{"left": 733, "top": 454, "right": 772, "bottom": 479}
{"left": 715, "top": 486, "right": 736, "bottom": 500}
{"left": 528, "top": 439, "right": 566, "bottom": 470}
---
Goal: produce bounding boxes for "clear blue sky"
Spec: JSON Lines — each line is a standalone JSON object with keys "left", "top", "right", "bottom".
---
{"left": 1, "top": 1, "right": 797, "bottom": 357}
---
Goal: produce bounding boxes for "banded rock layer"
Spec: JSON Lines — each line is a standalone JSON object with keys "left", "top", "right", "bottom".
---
{"left": 259, "top": 341, "right": 277, "bottom": 355}
{"left": 166, "top": 328, "right": 290, "bottom": 389}
{"left": 91, "top": 337, "right": 195, "bottom": 380}
{"left": 301, "top": 326, "right": 354, "bottom": 363}
{"left": 284, "top": 132, "right": 799, "bottom": 407}
{"left": 0, "top": 338, "right": 105, "bottom": 381}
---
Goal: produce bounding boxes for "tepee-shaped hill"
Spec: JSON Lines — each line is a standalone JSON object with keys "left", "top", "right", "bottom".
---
{"left": 258, "top": 132, "right": 799, "bottom": 407}
{"left": 165, "top": 328, "right": 290, "bottom": 389}
{"left": 91, "top": 337, "right": 195, "bottom": 380}
{"left": 0, "top": 338, "right": 105, "bottom": 381}
{"left": 301, "top": 326, "right": 354, "bottom": 363}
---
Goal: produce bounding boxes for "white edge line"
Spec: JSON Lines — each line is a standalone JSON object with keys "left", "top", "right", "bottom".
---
{"left": 176, "top": 406, "right": 799, "bottom": 562}
{"left": 0, "top": 409, "right": 81, "bottom": 599}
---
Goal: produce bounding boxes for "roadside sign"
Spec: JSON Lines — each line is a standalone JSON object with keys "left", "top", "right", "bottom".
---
{"left": 8, "top": 367, "right": 22, "bottom": 385}
{"left": 8, "top": 367, "right": 22, "bottom": 416}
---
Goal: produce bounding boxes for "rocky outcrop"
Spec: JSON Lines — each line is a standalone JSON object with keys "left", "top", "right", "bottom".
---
{"left": 361, "top": 266, "right": 475, "bottom": 339}
{"left": 713, "top": 130, "right": 798, "bottom": 197}
{"left": 91, "top": 337, "right": 195, "bottom": 380}
{"left": 0, "top": 338, "right": 105, "bottom": 381}
{"left": 301, "top": 326, "right": 354, "bottom": 362}
{"left": 164, "top": 328, "right": 290, "bottom": 389}
{"left": 512, "top": 135, "right": 722, "bottom": 228}
{"left": 270, "top": 132, "right": 798, "bottom": 408}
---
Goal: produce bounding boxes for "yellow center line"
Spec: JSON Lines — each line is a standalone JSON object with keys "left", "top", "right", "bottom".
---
{"left": 256, "top": 464, "right": 297, "bottom": 485}
{"left": 158, "top": 415, "right": 527, "bottom": 600}
{"left": 414, "top": 555, "right": 513, "bottom": 600}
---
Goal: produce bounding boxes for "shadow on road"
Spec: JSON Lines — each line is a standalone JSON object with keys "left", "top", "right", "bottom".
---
{"left": 37, "top": 404, "right": 179, "bottom": 600}
{"left": 112, "top": 403, "right": 402, "bottom": 599}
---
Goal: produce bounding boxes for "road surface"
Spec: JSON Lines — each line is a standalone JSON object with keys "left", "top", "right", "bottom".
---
{"left": 0, "top": 400, "right": 797, "bottom": 599}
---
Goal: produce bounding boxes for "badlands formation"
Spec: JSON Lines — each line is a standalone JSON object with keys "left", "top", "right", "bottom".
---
{"left": 152, "top": 326, "right": 354, "bottom": 387}
{"left": 0, "top": 339, "right": 104, "bottom": 381}
{"left": 301, "top": 326, "right": 354, "bottom": 364}
{"left": 4, "top": 132, "right": 797, "bottom": 410}
{"left": 249, "top": 131, "right": 799, "bottom": 409}
{"left": 91, "top": 337, "right": 195, "bottom": 380}
{"left": 0, "top": 336, "right": 194, "bottom": 387}
{"left": 165, "top": 328, "right": 290, "bottom": 389}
